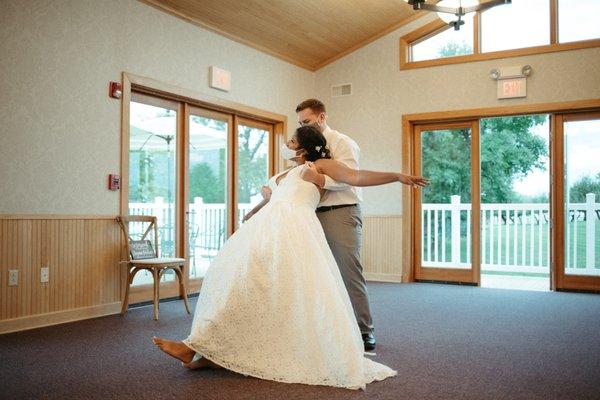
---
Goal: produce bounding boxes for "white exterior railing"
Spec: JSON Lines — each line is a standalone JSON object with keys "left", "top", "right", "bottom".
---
{"left": 128, "top": 197, "right": 253, "bottom": 258}
{"left": 422, "top": 193, "right": 599, "bottom": 276}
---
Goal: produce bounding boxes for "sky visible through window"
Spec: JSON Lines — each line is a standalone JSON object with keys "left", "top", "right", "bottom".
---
{"left": 481, "top": 0, "right": 549, "bottom": 53}
{"left": 412, "top": 14, "right": 474, "bottom": 61}
{"left": 513, "top": 119, "right": 600, "bottom": 198}
{"left": 558, "top": 0, "right": 600, "bottom": 43}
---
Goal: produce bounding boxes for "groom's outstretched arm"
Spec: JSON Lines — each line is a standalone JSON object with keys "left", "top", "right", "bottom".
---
{"left": 303, "top": 160, "right": 429, "bottom": 188}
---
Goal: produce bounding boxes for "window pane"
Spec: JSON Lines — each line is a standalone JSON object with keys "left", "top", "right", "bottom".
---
{"left": 129, "top": 100, "right": 178, "bottom": 285}
{"left": 481, "top": 0, "right": 549, "bottom": 53}
{"left": 188, "top": 114, "right": 228, "bottom": 279}
{"left": 412, "top": 18, "right": 473, "bottom": 62}
{"left": 564, "top": 119, "right": 600, "bottom": 276}
{"left": 421, "top": 128, "right": 472, "bottom": 269}
{"left": 558, "top": 0, "right": 600, "bottom": 43}
{"left": 480, "top": 115, "right": 550, "bottom": 290}
{"left": 237, "top": 124, "right": 270, "bottom": 227}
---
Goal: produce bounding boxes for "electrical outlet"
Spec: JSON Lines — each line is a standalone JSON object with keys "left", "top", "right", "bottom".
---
{"left": 8, "top": 269, "right": 18, "bottom": 286}
{"left": 41, "top": 267, "right": 49, "bottom": 283}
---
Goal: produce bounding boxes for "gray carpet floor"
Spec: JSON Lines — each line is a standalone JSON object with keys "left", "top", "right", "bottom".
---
{"left": 1, "top": 282, "right": 599, "bottom": 400}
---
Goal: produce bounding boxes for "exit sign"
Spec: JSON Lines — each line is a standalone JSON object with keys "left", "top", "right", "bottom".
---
{"left": 209, "top": 66, "right": 231, "bottom": 92}
{"left": 497, "top": 77, "right": 526, "bottom": 99}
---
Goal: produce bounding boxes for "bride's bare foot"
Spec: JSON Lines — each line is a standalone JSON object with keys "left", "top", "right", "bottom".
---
{"left": 152, "top": 337, "right": 195, "bottom": 364}
{"left": 183, "top": 357, "right": 223, "bottom": 370}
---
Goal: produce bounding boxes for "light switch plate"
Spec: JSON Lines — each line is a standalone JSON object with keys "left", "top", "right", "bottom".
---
{"left": 41, "top": 267, "right": 49, "bottom": 283}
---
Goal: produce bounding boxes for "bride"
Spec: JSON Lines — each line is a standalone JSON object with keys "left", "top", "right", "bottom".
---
{"left": 153, "top": 125, "right": 428, "bottom": 390}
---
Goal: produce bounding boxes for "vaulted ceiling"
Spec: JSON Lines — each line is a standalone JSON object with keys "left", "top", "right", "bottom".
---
{"left": 139, "top": 0, "right": 428, "bottom": 71}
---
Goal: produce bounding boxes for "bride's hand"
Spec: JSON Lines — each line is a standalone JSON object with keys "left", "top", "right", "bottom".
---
{"left": 242, "top": 212, "right": 253, "bottom": 222}
{"left": 398, "top": 173, "right": 430, "bottom": 188}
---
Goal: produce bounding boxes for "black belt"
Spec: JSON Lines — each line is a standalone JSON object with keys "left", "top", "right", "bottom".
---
{"left": 316, "top": 204, "right": 357, "bottom": 213}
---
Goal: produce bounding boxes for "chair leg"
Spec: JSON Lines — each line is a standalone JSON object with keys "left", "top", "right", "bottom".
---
{"left": 175, "top": 266, "right": 191, "bottom": 314}
{"left": 152, "top": 269, "right": 159, "bottom": 320}
{"left": 121, "top": 267, "right": 134, "bottom": 315}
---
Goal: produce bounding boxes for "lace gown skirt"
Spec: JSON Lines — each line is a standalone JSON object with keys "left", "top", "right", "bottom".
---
{"left": 183, "top": 167, "right": 396, "bottom": 389}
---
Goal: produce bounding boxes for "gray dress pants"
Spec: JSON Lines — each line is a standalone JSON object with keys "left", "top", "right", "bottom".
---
{"left": 317, "top": 204, "right": 374, "bottom": 334}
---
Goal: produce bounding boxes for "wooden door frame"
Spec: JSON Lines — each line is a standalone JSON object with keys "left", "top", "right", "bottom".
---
{"left": 402, "top": 99, "right": 600, "bottom": 287}
{"left": 553, "top": 111, "right": 600, "bottom": 291}
{"left": 120, "top": 72, "right": 287, "bottom": 303}
{"left": 413, "top": 120, "right": 481, "bottom": 284}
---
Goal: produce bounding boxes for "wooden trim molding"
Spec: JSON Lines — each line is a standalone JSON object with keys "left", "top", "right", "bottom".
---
{"left": 364, "top": 273, "right": 403, "bottom": 283}
{"left": 401, "top": 39, "right": 600, "bottom": 70}
{"left": 403, "top": 99, "right": 600, "bottom": 125}
{"left": 0, "top": 215, "right": 117, "bottom": 220}
{"left": 123, "top": 73, "right": 287, "bottom": 125}
{"left": 0, "top": 302, "right": 121, "bottom": 335}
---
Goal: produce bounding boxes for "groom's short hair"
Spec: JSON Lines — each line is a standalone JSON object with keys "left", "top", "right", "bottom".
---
{"left": 296, "top": 99, "right": 326, "bottom": 114}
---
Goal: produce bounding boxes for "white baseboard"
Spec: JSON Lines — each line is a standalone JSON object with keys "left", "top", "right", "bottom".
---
{"left": 364, "top": 273, "right": 404, "bottom": 283}
{"left": 0, "top": 302, "right": 122, "bottom": 335}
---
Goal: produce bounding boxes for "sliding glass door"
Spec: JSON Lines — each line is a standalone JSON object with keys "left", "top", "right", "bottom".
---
{"left": 412, "top": 111, "right": 600, "bottom": 292}
{"left": 187, "top": 107, "right": 231, "bottom": 280}
{"left": 479, "top": 115, "right": 550, "bottom": 291}
{"left": 128, "top": 93, "right": 180, "bottom": 286}
{"left": 125, "top": 91, "right": 278, "bottom": 302}
{"left": 235, "top": 117, "right": 274, "bottom": 228}
{"left": 414, "top": 121, "right": 480, "bottom": 284}
{"left": 554, "top": 112, "right": 600, "bottom": 290}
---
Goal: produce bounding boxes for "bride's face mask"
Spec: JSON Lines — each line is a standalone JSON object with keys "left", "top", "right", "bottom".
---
{"left": 280, "top": 144, "right": 304, "bottom": 161}
{"left": 281, "top": 137, "right": 305, "bottom": 161}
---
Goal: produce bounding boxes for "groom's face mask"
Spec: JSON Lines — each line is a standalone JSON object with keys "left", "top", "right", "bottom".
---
{"left": 298, "top": 109, "right": 326, "bottom": 132}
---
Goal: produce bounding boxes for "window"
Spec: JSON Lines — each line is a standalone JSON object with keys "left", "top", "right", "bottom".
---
{"left": 400, "top": 0, "right": 600, "bottom": 69}
{"left": 412, "top": 16, "right": 473, "bottom": 62}
{"left": 481, "top": 0, "right": 550, "bottom": 53}
{"left": 558, "top": 0, "right": 600, "bottom": 43}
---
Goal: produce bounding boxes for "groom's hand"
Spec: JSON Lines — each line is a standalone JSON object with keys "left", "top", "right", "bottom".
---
{"left": 300, "top": 162, "right": 325, "bottom": 187}
{"left": 398, "top": 173, "right": 430, "bottom": 188}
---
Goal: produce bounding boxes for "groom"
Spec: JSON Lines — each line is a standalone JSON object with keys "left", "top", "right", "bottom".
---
{"left": 295, "top": 99, "right": 376, "bottom": 351}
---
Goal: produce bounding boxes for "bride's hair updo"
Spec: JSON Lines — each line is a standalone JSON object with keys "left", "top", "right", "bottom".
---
{"left": 295, "top": 125, "right": 332, "bottom": 162}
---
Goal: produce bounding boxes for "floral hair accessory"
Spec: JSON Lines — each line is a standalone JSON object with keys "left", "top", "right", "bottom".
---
{"left": 315, "top": 145, "right": 321, "bottom": 151}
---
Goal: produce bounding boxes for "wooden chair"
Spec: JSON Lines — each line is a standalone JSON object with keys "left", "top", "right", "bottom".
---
{"left": 117, "top": 215, "right": 191, "bottom": 320}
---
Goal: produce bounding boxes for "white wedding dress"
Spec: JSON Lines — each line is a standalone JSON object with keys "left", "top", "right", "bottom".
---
{"left": 183, "top": 165, "right": 396, "bottom": 390}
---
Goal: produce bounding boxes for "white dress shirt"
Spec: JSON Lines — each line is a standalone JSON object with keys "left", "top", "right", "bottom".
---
{"left": 319, "top": 125, "right": 363, "bottom": 207}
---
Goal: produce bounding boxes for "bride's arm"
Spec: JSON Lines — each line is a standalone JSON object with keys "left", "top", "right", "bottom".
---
{"left": 242, "top": 198, "right": 269, "bottom": 222}
{"left": 302, "top": 159, "right": 429, "bottom": 188}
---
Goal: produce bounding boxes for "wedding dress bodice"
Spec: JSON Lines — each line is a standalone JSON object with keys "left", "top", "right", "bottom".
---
{"left": 268, "top": 165, "right": 320, "bottom": 210}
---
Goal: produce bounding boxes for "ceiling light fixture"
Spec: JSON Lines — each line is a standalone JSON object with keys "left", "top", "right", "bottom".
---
{"left": 404, "top": 0, "right": 512, "bottom": 31}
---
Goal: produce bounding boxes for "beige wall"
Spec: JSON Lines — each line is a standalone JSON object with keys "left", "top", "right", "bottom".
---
{"left": 0, "top": 0, "right": 314, "bottom": 215}
{"left": 314, "top": 14, "right": 600, "bottom": 215}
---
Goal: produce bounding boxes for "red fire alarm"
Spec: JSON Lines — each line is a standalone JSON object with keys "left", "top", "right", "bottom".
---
{"left": 108, "top": 174, "right": 120, "bottom": 191}
{"left": 109, "top": 81, "right": 122, "bottom": 99}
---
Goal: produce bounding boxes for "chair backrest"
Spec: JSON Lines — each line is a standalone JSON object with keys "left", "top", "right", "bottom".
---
{"left": 117, "top": 215, "right": 160, "bottom": 260}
